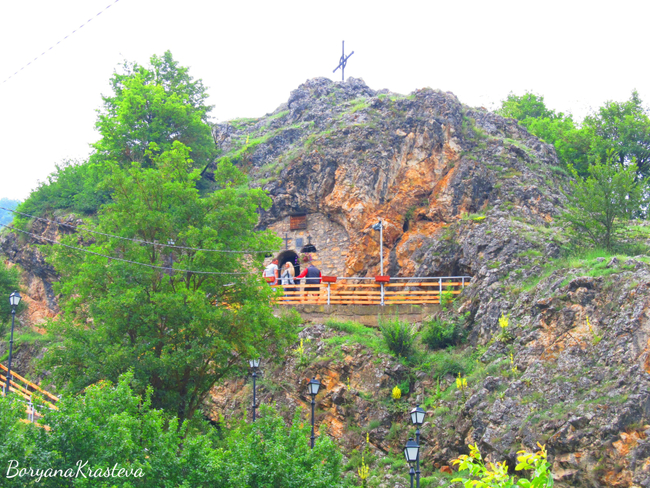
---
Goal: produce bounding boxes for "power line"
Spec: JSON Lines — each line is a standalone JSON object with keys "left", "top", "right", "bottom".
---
{"left": 0, "top": 224, "right": 252, "bottom": 276}
{"left": 1, "top": 0, "right": 122, "bottom": 86}
{"left": 0, "top": 206, "right": 279, "bottom": 254}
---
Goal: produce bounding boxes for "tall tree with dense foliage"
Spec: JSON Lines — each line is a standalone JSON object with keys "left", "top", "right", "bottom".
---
{"left": 16, "top": 51, "right": 216, "bottom": 218}
{"left": 561, "top": 150, "right": 648, "bottom": 250}
{"left": 92, "top": 51, "right": 216, "bottom": 171}
{"left": 582, "top": 90, "right": 650, "bottom": 179}
{"left": 41, "top": 142, "right": 295, "bottom": 421}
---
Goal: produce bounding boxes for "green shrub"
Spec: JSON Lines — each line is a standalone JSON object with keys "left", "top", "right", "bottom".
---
{"left": 431, "top": 350, "right": 473, "bottom": 379}
{"left": 379, "top": 317, "right": 417, "bottom": 358}
{"left": 421, "top": 317, "right": 461, "bottom": 350}
{"left": 398, "top": 379, "right": 410, "bottom": 396}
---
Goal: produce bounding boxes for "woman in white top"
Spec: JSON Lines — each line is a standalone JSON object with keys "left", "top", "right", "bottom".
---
{"left": 280, "top": 261, "right": 296, "bottom": 296}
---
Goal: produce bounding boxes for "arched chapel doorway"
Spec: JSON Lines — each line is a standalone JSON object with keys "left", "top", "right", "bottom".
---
{"left": 276, "top": 250, "right": 300, "bottom": 278}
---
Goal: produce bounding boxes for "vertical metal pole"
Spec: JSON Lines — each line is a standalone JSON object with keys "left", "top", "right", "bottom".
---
{"left": 415, "top": 428, "right": 421, "bottom": 488}
{"left": 379, "top": 220, "right": 383, "bottom": 276}
{"left": 438, "top": 278, "right": 442, "bottom": 303}
{"left": 409, "top": 467, "right": 415, "bottom": 488}
{"left": 341, "top": 41, "right": 345, "bottom": 81}
{"left": 327, "top": 283, "right": 331, "bottom": 305}
{"left": 310, "top": 395, "right": 316, "bottom": 448}
{"left": 252, "top": 370, "right": 257, "bottom": 422}
{"left": 381, "top": 283, "right": 385, "bottom": 306}
{"left": 6, "top": 306, "right": 16, "bottom": 395}
{"left": 462, "top": 276, "right": 465, "bottom": 288}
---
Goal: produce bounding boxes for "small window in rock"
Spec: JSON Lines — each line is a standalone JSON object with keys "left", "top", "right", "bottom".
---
{"left": 290, "top": 214, "right": 307, "bottom": 230}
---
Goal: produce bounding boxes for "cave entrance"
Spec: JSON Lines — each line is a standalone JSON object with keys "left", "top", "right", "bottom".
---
{"left": 276, "top": 250, "right": 300, "bottom": 279}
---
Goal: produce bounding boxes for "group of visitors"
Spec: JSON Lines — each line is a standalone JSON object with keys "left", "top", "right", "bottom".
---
{"left": 262, "top": 254, "right": 321, "bottom": 297}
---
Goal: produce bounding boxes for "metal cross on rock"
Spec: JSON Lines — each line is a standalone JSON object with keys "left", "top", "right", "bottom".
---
{"left": 333, "top": 40, "right": 354, "bottom": 81}
{"left": 283, "top": 233, "right": 292, "bottom": 250}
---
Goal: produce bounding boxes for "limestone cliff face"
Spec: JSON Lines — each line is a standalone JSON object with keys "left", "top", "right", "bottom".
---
{"left": 211, "top": 77, "right": 565, "bottom": 278}
{"left": 0, "top": 216, "right": 75, "bottom": 380}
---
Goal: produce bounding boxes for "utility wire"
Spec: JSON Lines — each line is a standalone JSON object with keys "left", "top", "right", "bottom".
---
{"left": 1, "top": 0, "right": 122, "bottom": 85}
{"left": 0, "top": 206, "right": 279, "bottom": 254}
{"left": 0, "top": 223, "right": 252, "bottom": 276}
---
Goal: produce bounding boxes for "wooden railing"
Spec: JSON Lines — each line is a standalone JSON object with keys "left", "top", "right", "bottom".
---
{"left": 271, "top": 276, "right": 471, "bottom": 306}
{"left": 1, "top": 363, "right": 59, "bottom": 429}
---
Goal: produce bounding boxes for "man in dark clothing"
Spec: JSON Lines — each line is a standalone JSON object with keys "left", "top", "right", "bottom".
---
{"left": 297, "top": 263, "right": 321, "bottom": 294}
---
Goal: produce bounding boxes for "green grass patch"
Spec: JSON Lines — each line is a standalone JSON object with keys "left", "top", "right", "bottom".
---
{"left": 325, "top": 319, "right": 387, "bottom": 354}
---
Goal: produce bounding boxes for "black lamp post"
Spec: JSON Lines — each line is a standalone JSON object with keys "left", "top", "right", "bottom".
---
{"left": 5, "top": 291, "right": 21, "bottom": 395}
{"left": 404, "top": 437, "right": 420, "bottom": 488}
{"left": 410, "top": 405, "right": 426, "bottom": 488}
{"left": 307, "top": 377, "right": 321, "bottom": 448}
{"left": 249, "top": 358, "right": 260, "bottom": 422}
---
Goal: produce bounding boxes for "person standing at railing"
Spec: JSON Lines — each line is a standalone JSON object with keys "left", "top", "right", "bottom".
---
{"left": 280, "top": 262, "right": 296, "bottom": 296}
{"left": 296, "top": 255, "right": 321, "bottom": 301}
{"left": 263, "top": 259, "right": 279, "bottom": 285}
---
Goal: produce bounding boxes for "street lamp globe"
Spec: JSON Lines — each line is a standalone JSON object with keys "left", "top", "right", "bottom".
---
{"left": 249, "top": 358, "right": 261, "bottom": 369}
{"left": 403, "top": 438, "right": 419, "bottom": 464}
{"left": 308, "top": 377, "right": 321, "bottom": 396}
{"left": 410, "top": 404, "right": 426, "bottom": 426}
{"left": 9, "top": 291, "right": 21, "bottom": 307}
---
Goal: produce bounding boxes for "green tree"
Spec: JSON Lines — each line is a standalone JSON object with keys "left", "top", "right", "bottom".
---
{"left": 583, "top": 90, "right": 650, "bottom": 179}
{"left": 93, "top": 51, "right": 216, "bottom": 171}
{"left": 496, "top": 92, "right": 591, "bottom": 172}
{"left": 0, "top": 375, "right": 350, "bottom": 487}
{"left": 17, "top": 52, "right": 215, "bottom": 218}
{"left": 14, "top": 160, "right": 111, "bottom": 220}
{"left": 220, "top": 404, "right": 350, "bottom": 488}
{"left": 561, "top": 150, "right": 648, "bottom": 250}
{"left": 41, "top": 142, "right": 295, "bottom": 422}
{"left": 497, "top": 92, "right": 558, "bottom": 121}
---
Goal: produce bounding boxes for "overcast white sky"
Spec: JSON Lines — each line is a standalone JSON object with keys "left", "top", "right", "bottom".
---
{"left": 0, "top": 0, "right": 648, "bottom": 201}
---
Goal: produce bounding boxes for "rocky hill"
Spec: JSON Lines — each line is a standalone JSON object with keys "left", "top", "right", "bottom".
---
{"left": 208, "top": 78, "right": 650, "bottom": 487}
{"left": 2, "top": 77, "right": 650, "bottom": 487}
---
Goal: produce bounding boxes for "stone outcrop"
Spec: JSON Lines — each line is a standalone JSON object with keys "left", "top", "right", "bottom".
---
{"left": 0, "top": 215, "right": 76, "bottom": 380}
{"left": 211, "top": 77, "right": 566, "bottom": 278}
{"left": 207, "top": 78, "right": 650, "bottom": 487}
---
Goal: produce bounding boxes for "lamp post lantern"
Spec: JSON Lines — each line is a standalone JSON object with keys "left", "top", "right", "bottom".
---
{"left": 249, "top": 358, "right": 261, "bottom": 422}
{"left": 307, "top": 377, "right": 321, "bottom": 448}
{"left": 403, "top": 437, "right": 420, "bottom": 488}
{"left": 410, "top": 404, "right": 426, "bottom": 488}
{"left": 5, "top": 291, "right": 21, "bottom": 395}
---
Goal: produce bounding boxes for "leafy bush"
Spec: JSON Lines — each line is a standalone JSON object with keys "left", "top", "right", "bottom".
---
{"left": 453, "top": 443, "right": 553, "bottom": 487}
{"left": 16, "top": 160, "right": 111, "bottom": 220}
{"left": 421, "top": 317, "right": 462, "bottom": 350}
{"left": 431, "top": 351, "right": 472, "bottom": 379}
{"left": 379, "top": 317, "right": 417, "bottom": 358}
{"left": 0, "top": 374, "right": 351, "bottom": 488}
